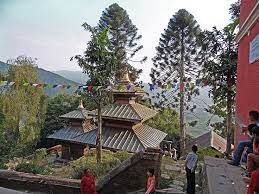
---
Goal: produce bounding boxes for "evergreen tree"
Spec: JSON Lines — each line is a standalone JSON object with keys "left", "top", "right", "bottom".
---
{"left": 72, "top": 24, "right": 116, "bottom": 163}
{"left": 150, "top": 9, "right": 201, "bottom": 154}
{"left": 200, "top": 25, "right": 237, "bottom": 154}
{"left": 98, "top": 3, "right": 146, "bottom": 81}
{"left": 229, "top": 0, "right": 240, "bottom": 24}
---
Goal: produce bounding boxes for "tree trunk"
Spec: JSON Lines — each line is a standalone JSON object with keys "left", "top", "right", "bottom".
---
{"left": 226, "top": 90, "right": 233, "bottom": 155}
{"left": 96, "top": 102, "right": 102, "bottom": 163}
{"left": 14, "top": 113, "right": 20, "bottom": 144}
{"left": 179, "top": 30, "right": 185, "bottom": 156}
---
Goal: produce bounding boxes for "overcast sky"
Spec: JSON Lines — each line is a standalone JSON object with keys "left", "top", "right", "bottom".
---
{"left": 0, "top": 0, "right": 236, "bottom": 82}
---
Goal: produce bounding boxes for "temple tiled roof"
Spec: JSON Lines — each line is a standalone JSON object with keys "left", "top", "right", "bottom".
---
{"left": 47, "top": 124, "right": 167, "bottom": 153}
{"left": 60, "top": 109, "right": 92, "bottom": 120}
{"left": 47, "top": 127, "right": 84, "bottom": 142}
{"left": 186, "top": 130, "right": 234, "bottom": 153}
{"left": 133, "top": 125, "right": 167, "bottom": 148}
{"left": 89, "top": 103, "right": 157, "bottom": 122}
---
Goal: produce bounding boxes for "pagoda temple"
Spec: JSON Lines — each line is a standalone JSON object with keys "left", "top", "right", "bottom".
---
{"left": 48, "top": 71, "right": 167, "bottom": 159}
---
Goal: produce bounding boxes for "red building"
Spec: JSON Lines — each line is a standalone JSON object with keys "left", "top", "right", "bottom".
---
{"left": 235, "top": 0, "right": 259, "bottom": 145}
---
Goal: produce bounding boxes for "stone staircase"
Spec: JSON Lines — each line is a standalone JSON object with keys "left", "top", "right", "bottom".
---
{"left": 203, "top": 156, "right": 247, "bottom": 194}
{"left": 127, "top": 188, "right": 185, "bottom": 194}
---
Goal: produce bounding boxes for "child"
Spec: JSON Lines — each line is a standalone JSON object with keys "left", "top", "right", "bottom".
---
{"left": 146, "top": 168, "right": 155, "bottom": 194}
{"left": 80, "top": 168, "right": 98, "bottom": 194}
{"left": 185, "top": 145, "right": 198, "bottom": 194}
{"left": 247, "top": 129, "right": 259, "bottom": 177}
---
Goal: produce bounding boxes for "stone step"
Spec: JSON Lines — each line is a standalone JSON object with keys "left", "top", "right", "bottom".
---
{"left": 203, "top": 156, "right": 247, "bottom": 194}
{"left": 127, "top": 188, "right": 185, "bottom": 194}
{"left": 0, "top": 187, "right": 25, "bottom": 194}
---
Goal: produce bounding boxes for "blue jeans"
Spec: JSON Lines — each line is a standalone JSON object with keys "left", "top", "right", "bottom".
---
{"left": 233, "top": 140, "right": 253, "bottom": 164}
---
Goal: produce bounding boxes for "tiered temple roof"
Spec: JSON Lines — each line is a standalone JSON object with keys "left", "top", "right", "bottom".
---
{"left": 48, "top": 71, "right": 167, "bottom": 153}
{"left": 60, "top": 100, "right": 92, "bottom": 120}
{"left": 89, "top": 103, "right": 157, "bottom": 122}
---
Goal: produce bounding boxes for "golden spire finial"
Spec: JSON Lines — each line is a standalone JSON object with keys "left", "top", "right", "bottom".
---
{"left": 118, "top": 65, "right": 130, "bottom": 85}
{"left": 78, "top": 100, "right": 84, "bottom": 109}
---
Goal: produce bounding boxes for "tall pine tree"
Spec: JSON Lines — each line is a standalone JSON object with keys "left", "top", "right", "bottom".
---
{"left": 199, "top": 2, "right": 239, "bottom": 154}
{"left": 98, "top": 3, "right": 146, "bottom": 81}
{"left": 150, "top": 9, "right": 201, "bottom": 154}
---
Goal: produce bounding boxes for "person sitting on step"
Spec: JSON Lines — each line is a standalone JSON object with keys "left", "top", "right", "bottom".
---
{"left": 246, "top": 169, "right": 259, "bottom": 194}
{"left": 247, "top": 128, "right": 259, "bottom": 177}
{"left": 228, "top": 111, "right": 259, "bottom": 166}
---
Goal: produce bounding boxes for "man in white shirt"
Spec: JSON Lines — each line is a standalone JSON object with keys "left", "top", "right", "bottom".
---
{"left": 185, "top": 145, "right": 198, "bottom": 194}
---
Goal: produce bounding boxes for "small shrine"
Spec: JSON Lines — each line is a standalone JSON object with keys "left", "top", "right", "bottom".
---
{"left": 48, "top": 70, "right": 167, "bottom": 160}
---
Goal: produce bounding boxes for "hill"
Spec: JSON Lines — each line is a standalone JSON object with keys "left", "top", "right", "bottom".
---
{"left": 53, "top": 70, "right": 88, "bottom": 84}
{"left": 0, "top": 61, "right": 78, "bottom": 96}
{"left": 142, "top": 83, "right": 222, "bottom": 137}
{"left": 1, "top": 61, "right": 220, "bottom": 137}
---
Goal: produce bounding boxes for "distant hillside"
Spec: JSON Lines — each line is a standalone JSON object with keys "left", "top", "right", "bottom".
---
{"left": 1, "top": 61, "right": 220, "bottom": 137}
{"left": 142, "top": 83, "right": 222, "bottom": 137}
{"left": 0, "top": 61, "right": 9, "bottom": 72}
{"left": 0, "top": 61, "right": 78, "bottom": 96}
{"left": 53, "top": 70, "right": 88, "bottom": 84}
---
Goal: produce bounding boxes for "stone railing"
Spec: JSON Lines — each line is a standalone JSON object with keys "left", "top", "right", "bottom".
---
{"left": 0, "top": 169, "right": 80, "bottom": 194}
{"left": 97, "top": 148, "right": 162, "bottom": 194}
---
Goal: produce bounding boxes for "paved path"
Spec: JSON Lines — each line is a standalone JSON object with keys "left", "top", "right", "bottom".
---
{"left": 0, "top": 187, "right": 25, "bottom": 194}
{"left": 204, "top": 156, "right": 247, "bottom": 194}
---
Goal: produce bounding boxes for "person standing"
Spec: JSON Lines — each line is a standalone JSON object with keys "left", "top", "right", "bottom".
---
{"left": 80, "top": 169, "right": 98, "bottom": 194}
{"left": 185, "top": 145, "right": 198, "bottom": 194}
{"left": 146, "top": 168, "right": 156, "bottom": 194}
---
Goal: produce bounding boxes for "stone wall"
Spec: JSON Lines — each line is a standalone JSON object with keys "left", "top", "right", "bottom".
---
{"left": 0, "top": 170, "right": 80, "bottom": 194}
{"left": 97, "top": 148, "right": 162, "bottom": 194}
{"left": 0, "top": 148, "right": 162, "bottom": 194}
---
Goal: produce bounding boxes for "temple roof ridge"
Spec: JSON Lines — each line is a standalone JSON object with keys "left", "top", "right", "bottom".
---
{"left": 89, "top": 102, "right": 157, "bottom": 122}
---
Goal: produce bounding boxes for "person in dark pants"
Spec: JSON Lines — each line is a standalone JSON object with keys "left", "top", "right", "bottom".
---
{"left": 185, "top": 145, "right": 198, "bottom": 194}
{"left": 228, "top": 111, "right": 259, "bottom": 166}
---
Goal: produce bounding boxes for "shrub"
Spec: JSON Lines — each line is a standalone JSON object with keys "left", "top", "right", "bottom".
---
{"left": 113, "top": 151, "right": 132, "bottom": 162}
{"left": 32, "top": 148, "right": 48, "bottom": 166}
{"left": 70, "top": 155, "right": 121, "bottom": 180}
{"left": 0, "top": 162, "right": 7, "bottom": 169}
{"left": 16, "top": 162, "right": 47, "bottom": 174}
{"left": 197, "top": 147, "right": 222, "bottom": 160}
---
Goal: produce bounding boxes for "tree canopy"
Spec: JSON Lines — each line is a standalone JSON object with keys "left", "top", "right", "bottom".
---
{"left": 1, "top": 56, "right": 45, "bottom": 144}
{"left": 98, "top": 3, "right": 146, "bottom": 81}
{"left": 200, "top": 24, "right": 237, "bottom": 153}
{"left": 73, "top": 24, "right": 117, "bottom": 163}
{"left": 150, "top": 9, "right": 202, "bottom": 154}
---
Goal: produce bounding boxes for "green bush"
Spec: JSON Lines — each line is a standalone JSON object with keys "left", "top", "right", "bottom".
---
{"left": 7, "top": 144, "right": 35, "bottom": 159}
{"left": 113, "top": 151, "right": 132, "bottom": 162}
{"left": 70, "top": 156, "right": 121, "bottom": 180}
{"left": 32, "top": 148, "right": 48, "bottom": 166}
{"left": 0, "top": 162, "right": 7, "bottom": 169}
{"left": 16, "top": 162, "right": 47, "bottom": 174}
{"left": 160, "top": 177, "right": 173, "bottom": 189}
{"left": 197, "top": 147, "right": 222, "bottom": 160}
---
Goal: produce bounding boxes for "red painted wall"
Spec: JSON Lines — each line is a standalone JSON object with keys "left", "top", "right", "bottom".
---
{"left": 240, "top": 0, "right": 258, "bottom": 25}
{"left": 235, "top": 0, "right": 259, "bottom": 146}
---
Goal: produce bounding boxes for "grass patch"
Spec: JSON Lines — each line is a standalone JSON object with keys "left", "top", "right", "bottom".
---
{"left": 197, "top": 147, "right": 222, "bottom": 160}
{"left": 5, "top": 148, "right": 132, "bottom": 182}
